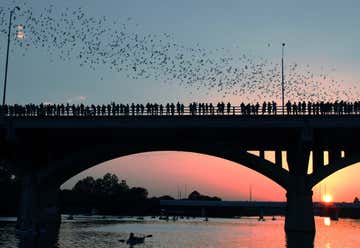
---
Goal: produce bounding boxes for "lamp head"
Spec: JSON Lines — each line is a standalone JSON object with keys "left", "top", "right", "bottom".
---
{"left": 282, "top": 43, "right": 286, "bottom": 47}
{"left": 15, "top": 6, "right": 20, "bottom": 11}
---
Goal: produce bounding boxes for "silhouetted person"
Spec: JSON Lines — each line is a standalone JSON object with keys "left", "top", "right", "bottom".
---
{"left": 267, "top": 102, "right": 272, "bottom": 114}
{"left": 255, "top": 102, "right": 260, "bottom": 115}
{"left": 307, "top": 102, "right": 312, "bottom": 115}
{"left": 227, "top": 102, "right": 231, "bottom": 115}
{"left": 262, "top": 102, "right": 266, "bottom": 115}
{"left": 272, "top": 101, "right": 277, "bottom": 115}
{"left": 170, "top": 103, "right": 175, "bottom": 115}
{"left": 159, "top": 104, "right": 164, "bottom": 115}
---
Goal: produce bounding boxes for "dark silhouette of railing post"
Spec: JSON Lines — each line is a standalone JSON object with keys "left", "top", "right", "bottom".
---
{"left": 285, "top": 136, "right": 315, "bottom": 233}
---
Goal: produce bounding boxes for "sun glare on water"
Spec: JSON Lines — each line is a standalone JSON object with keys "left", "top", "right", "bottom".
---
{"left": 324, "top": 217, "right": 331, "bottom": 226}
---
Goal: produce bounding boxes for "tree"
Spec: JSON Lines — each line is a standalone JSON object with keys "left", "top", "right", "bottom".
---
{"left": 188, "top": 190, "right": 201, "bottom": 200}
{"left": 129, "top": 187, "right": 148, "bottom": 200}
{"left": 157, "top": 195, "right": 175, "bottom": 200}
{"left": 66, "top": 173, "right": 152, "bottom": 214}
{"left": 354, "top": 197, "right": 360, "bottom": 204}
{"left": 188, "top": 190, "right": 221, "bottom": 201}
{"left": 102, "top": 173, "right": 119, "bottom": 190}
{"left": 94, "top": 173, "right": 120, "bottom": 195}
{"left": 72, "top": 176, "right": 96, "bottom": 194}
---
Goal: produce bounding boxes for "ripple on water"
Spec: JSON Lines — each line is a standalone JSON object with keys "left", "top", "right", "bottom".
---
{"left": 0, "top": 217, "right": 360, "bottom": 247}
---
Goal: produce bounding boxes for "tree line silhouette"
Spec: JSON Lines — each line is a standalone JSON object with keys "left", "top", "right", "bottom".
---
{"left": 0, "top": 168, "right": 221, "bottom": 216}
{"left": 4, "top": 168, "right": 360, "bottom": 218}
{"left": 1, "top": 100, "right": 360, "bottom": 117}
{"left": 62, "top": 173, "right": 221, "bottom": 215}
{"left": 61, "top": 173, "right": 150, "bottom": 215}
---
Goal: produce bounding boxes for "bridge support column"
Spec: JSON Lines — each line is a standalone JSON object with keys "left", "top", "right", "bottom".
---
{"left": 285, "top": 141, "right": 315, "bottom": 233}
{"left": 285, "top": 178, "right": 315, "bottom": 233}
{"left": 17, "top": 173, "right": 61, "bottom": 233}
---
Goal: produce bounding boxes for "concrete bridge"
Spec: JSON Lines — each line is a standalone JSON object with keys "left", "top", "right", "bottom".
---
{"left": 1, "top": 114, "right": 360, "bottom": 234}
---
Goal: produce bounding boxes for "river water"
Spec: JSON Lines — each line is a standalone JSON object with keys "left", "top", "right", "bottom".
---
{"left": 0, "top": 216, "right": 359, "bottom": 247}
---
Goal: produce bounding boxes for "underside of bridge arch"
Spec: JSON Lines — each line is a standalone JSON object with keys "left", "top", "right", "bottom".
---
{"left": 309, "top": 152, "right": 360, "bottom": 188}
{"left": 40, "top": 142, "right": 290, "bottom": 190}
{"left": 18, "top": 140, "right": 336, "bottom": 234}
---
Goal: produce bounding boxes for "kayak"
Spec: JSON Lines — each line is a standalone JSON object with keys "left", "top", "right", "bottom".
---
{"left": 126, "top": 236, "right": 145, "bottom": 245}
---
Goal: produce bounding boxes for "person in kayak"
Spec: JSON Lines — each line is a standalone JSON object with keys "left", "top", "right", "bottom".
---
{"left": 126, "top": 233, "right": 152, "bottom": 245}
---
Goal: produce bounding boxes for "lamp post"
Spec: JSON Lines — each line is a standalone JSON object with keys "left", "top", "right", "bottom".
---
{"left": 281, "top": 43, "right": 285, "bottom": 114}
{"left": 2, "top": 6, "right": 20, "bottom": 106}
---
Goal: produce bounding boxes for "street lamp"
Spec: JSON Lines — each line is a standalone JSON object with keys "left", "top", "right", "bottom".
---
{"left": 281, "top": 43, "right": 285, "bottom": 114}
{"left": 2, "top": 6, "right": 20, "bottom": 106}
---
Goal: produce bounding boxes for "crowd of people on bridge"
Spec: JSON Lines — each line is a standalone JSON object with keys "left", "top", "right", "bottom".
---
{"left": 0, "top": 100, "right": 359, "bottom": 117}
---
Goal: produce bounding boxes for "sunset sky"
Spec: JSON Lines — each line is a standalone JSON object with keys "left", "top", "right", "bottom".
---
{"left": 1, "top": 0, "right": 360, "bottom": 201}
{"left": 61, "top": 151, "right": 360, "bottom": 202}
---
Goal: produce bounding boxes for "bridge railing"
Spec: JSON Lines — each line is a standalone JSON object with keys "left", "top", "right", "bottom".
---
{"left": 0, "top": 103, "right": 360, "bottom": 117}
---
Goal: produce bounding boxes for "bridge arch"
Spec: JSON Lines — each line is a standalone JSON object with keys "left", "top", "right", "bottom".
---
{"left": 39, "top": 143, "right": 290, "bottom": 190}
{"left": 308, "top": 162, "right": 360, "bottom": 206}
{"left": 309, "top": 154, "right": 360, "bottom": 188}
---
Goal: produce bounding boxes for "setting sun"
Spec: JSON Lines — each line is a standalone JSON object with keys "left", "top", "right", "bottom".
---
{"left": 323, "top": 194, "right": 333, "bottom": 203}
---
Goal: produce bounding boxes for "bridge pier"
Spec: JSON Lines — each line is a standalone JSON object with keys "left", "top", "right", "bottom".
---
{"left": 17, "top": 173, "right": 61, "bottom": 233}
{"left": 285, "top": 142, "right": 315, "bottom": 233}
{"left": 285, "top": 179, "right": 315, "bottom": 233}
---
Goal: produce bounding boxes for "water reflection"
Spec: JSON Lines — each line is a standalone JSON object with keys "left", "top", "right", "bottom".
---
{"left": 17, "top": 229, "right": 59, "bottom": 248}
{"left": 286, "top": 232, "right": 314, "bottom": 248}
{"left": 1, "top": 216, "right": 360, "bottom": 248}
{"left": 324, "top": 217, "right": 331, "bottom": 226}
